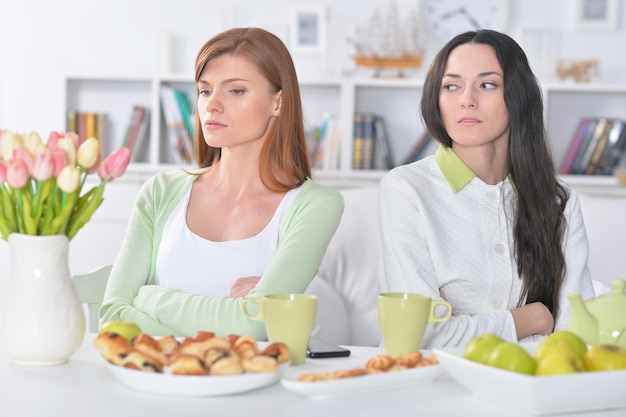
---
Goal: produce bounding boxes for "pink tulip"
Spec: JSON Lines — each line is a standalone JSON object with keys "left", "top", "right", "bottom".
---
{"left": 0, "top": 161, "right": 6, "bottom": 182}
{"left": 31, "top": 152, "right": 54, "bottom": 181}
{"left": 51, "top": 148, "right": 69, "bottom": 177}
{"left": 99, "top": 147, "right": 131, "bottom": 181}
{"left": 6, "top": 158, "right": 29, "bottom": 188}
{"left": 46, "top": 131, "right": 64, "bottom": 149}
{"left": 13, "top": 145, "right": 34, "bottom": 174}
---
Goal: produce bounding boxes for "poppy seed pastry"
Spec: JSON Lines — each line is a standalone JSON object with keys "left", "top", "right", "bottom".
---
{"left": 169, "top": 353, "right": 207, "bottom": 375}
{"left": 121, "top": 350, "right": 163, "bottom": 373}
{"left": 93, "top": 332, "right": 131, "bottom": 365}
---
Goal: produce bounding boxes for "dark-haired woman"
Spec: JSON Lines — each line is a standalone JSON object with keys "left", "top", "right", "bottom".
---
{"left": 379, "top": 30, "right": 593, "bottom": 349}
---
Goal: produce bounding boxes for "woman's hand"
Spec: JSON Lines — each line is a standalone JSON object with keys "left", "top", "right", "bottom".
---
{"left": 511, "top": 302, "right": 554, "bottom": 340}
{"left": 230, "top": 276, "right": 261, "bottom": 297}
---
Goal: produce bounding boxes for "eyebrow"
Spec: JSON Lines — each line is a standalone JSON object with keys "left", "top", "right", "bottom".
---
{"left": 443, "top": 71, "right": 503, "bottom": 78}
{"left": 197, "top": 77, "right": 249, "bottom": 86}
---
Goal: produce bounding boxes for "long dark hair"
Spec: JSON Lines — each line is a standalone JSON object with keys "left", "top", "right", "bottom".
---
{"left": 421, "top": 30, "right": 569, "bottom": 321}
{"left": 193, "top": 27, "right": 311, "bottom": 191}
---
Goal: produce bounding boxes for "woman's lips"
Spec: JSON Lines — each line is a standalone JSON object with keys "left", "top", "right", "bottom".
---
{"left": 204, "top": 120, "right": 226, "bottom": 130}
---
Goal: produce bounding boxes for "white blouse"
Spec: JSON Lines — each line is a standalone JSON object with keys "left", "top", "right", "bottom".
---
{"left": 155, "top": 186, "right": 301, "bottom": 296}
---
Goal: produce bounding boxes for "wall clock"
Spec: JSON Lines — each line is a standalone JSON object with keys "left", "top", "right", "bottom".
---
{"left": 424, "top": 0, "right": 511, "bottom": 44}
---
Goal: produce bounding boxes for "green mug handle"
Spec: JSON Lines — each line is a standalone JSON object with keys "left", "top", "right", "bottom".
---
{"left": 428, "top": 300, "right": 452, "bottom": 323}
{"left": 241, "top": 298, "right": 264, "bottom": 321}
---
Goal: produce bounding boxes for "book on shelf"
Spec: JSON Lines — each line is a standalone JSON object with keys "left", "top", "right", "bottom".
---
{"left": 122, "top": 105, "right": 150, "bottom": 162}
{"left": 309, "top": 112, "right": 341, "bottom": 171}
{"left": 585, "top": 119, "right": 615, "bottom": 174}
{"left": 371, "top": 115, "right": 394, "bottom": 170}
{"left": 561, "top": 117, "right": 626, "bottom": 175}
{"left": 560, "top": 118, "right": 592, "bottom": 175}
{"left": 353, "top": 113, "right": 364, "bottom": 169}
{"left": 66, "top": 110, "right": 107, "bottom": 144}
{"left": 594, "top": 120, "right": 626, "bottom": 175}
{"left": 160, "top": 85, "right": 194, "bottom": 164}
{"left": 571, "top": 118, "right": 608, "bottom": 174}
{"left": 403, "top": 131, "right": 437, "bottom": 165}
{"left": 352, "top": 113, "right": 394, "bottom": 170}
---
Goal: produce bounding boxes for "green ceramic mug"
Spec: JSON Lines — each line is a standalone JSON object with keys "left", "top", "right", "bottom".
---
{"left": 241, "top": 293, "right": 317, "bottom": 366}
{"left": 378, "top": 292, "right": 452, "bottom": 357}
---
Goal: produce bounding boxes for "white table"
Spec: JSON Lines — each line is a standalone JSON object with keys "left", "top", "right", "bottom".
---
{"left": 0, "top": 334, "right": 623, "bottom": 417}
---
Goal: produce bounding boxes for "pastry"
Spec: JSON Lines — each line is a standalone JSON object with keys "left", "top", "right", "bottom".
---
{"left": 394, "top": 351, "right": 423, "bottom": 368}
{"left": 241, "top": 355, "right": 278, "bottom": 373}
{"left": 203, "top": 348, "right": 233, "bottom": 368}
{"left": 415, "top": 354, "right": 439, "bottom": 367}
{"left": 297, "top": 371, "right": 332, "bottom": 382}
{"left": 332, "top": 368, "right": 368, "bottom": 379}
{"left": 121, "top": 350, "right": 163, "bottom": 373}
{"left": 157, "top": 335, "right": 180, "bottom": 357}
{"left": 233, "top": 335, "right": 260, "bottom": 359}
{"left": 209, "top": 356, "right": 244, "bottom": 376}
{"left": 131, "top": 333, "right": 160, "bottom": 351}
{"left": 365, "top": 354, "right": 395, "bottom": 371}
{"left": 170, "top": 354, "right": 206, "bottom": 376}
{"left": 133, "top": 343, "right": 168, "bottom": 366}
{"left": 262, "top": 342, "right": 290, "bottom": 364}
{"left": 193, "top": 330, "right": 215, "bottom": 342}
{"left": 93, "top": 332, "right": 132, "bottom": 365}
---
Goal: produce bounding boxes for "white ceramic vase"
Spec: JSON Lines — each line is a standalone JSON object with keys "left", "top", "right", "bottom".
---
{"left": 0, "top": 234, "right": 85, "bottom": 366}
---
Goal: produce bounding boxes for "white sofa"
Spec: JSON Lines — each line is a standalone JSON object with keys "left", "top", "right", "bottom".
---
{"left": 306, "top": 185, "right": 382, "bottom": 347}
{"left": 305, "top": 184, "right": 619, "bottom": 348}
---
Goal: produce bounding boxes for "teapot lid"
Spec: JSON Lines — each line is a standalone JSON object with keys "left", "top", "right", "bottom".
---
{"left": 593, "top": 279, "right": 626, "bottom": 304}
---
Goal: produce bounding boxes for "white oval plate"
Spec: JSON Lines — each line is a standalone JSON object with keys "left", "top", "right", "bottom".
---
{"left": 106, "top": 361, "right": 286, "bottom": 397}
{"left": 281, "top": 363, "right": 444, "bottom": 399}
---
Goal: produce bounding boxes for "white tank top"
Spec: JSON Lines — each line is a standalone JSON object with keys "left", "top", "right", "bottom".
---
{"left": 155, "top": 185, "right": 301, "bottom": 296}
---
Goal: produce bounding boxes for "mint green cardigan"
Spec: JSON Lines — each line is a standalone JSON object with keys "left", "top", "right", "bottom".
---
{"left": 99, "top": 169, "right": 344, "bottom": 339}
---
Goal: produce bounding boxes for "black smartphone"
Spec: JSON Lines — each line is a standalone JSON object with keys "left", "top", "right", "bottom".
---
{"left": 306, "top": 337, "right": 351, "bottom": 358}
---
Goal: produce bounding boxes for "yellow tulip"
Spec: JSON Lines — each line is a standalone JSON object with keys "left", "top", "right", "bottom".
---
{"left": 77, "top": 137, "right": 100, "bottom": 170}
{"left": 23, "top": 131, "right": 44, "bottom": 155}
{"left": 0, "top": 130, "right": 23, "bottom": 161}
{"left": 56, "top": 165, "right": 81, "bottom": 193}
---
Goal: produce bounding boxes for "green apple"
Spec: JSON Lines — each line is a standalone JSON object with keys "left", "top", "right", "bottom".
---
{"left": 487, "top": 342, "right": 536, "bottom": 375}
{"left": 534, "top": 340, "right": 581, "bottom": 365}
{"left": 536, "top": 351, "right": 584, "bottom": 376}
{"left": 584, "top": 344, "right": 626, "bottom": 371}
{"left": 540, "top": 330, "right": 587, "bottom": 360}
{"left": 99, "top": 321, "right": 142, "bottom": 342}
{"left": 464, "top": 333, "right": 506, "bottom": 364}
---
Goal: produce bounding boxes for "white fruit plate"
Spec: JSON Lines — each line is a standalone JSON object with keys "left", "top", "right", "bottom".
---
{"left": 433, "top": 343, "right": 626, "bottom": 415}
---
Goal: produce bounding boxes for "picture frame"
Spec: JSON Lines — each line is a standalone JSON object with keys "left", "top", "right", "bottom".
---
{"left": 290, "top": 6, "right": 326, "bottom": 53}
{"left": 575, "top": 0, "right": 619, "bottom": 30}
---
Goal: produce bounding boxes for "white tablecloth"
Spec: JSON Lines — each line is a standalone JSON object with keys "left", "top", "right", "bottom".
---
{"left": 0, "top": 334, "right": 623, "bottom": 417}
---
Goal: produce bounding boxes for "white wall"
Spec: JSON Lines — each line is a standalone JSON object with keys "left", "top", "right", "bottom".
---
{"left": 1, "top": 0, "right": 626, "bottom": 133}
{"left": 1, "top": 0, "right": 626, "bottom": 286}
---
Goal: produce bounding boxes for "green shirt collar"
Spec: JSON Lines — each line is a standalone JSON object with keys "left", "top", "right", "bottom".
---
{"left": 435, "top": 145, "right": 513, "bottom": 193}
{"left": 435, "top": 145, "right": 476, "bottom": 193}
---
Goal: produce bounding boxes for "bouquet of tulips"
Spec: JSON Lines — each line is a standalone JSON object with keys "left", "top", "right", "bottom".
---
{"left": 0, "top": 129, "right": 131, "bottom": 241}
